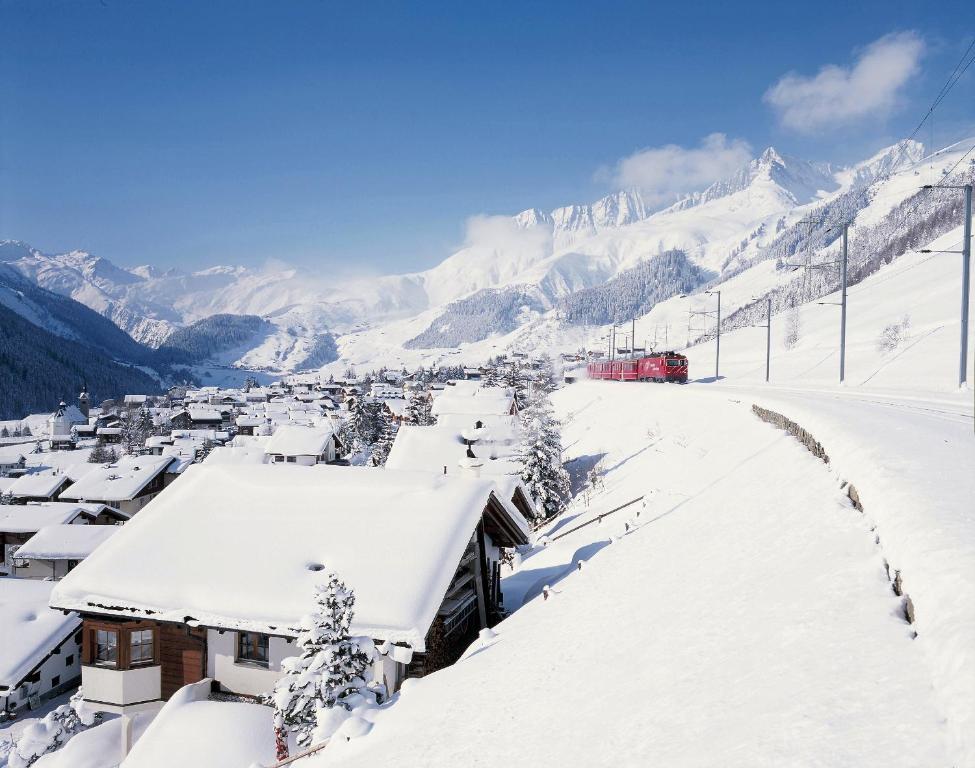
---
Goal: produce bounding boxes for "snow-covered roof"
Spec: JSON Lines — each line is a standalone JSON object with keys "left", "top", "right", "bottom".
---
{"left": 6, "top": 471, "right": 70, "bottom": 499}
{"left": 51, "top": 464, "right": 526, "bottom": 648}
{"left": 264, "top": 423, "right": 336, "bottom": 457}
{"left": 25, "top": 449, "right": 100, "bottom": 482}
{"left": 386, "top": 425, "right": 522, "bottom": 477}
{"left": 0, "top": 579, "right": 80, "bottom": 688}
{"left": 58, "top": 455, "right": 174, "bottom": 502}
{"left": 0, "top": 446, "right": 26, "bottom": 464}
{"left": 15, "top": 523, "right": 120, "bottom": 560}
{"left": 188, "top": 406, "right": 224, "bottom": 422}
{"left": 0, "top": 503, "right": 100, "bottom": 532}
{"left": 124, "top": 395, "right": 149, "bottom": 404}
{"left": 430, "top": 386, "right": 516, "bottom": 417}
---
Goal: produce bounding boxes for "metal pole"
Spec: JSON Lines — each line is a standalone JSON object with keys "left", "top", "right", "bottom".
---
{"left": 611, "top": 327, "right": 616, "bottom": 362}
{"left": 840, "top": 223, "right": 849, "bottom": 384}
{"left": 715, "top": 292, "right": 721, "bottom": 379}
{"left": 766, "top": 297, "right": 771, "bottom": 383}
{"left": 960, "top": 184, "right": 972, "bottom": 389}
{"left": 631, "top": 318, "right": 636, "bottom": 359}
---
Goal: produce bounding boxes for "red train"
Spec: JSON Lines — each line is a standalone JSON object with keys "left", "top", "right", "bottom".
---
{"left": 587, "top": 352, "right": 689, "bottom": 383}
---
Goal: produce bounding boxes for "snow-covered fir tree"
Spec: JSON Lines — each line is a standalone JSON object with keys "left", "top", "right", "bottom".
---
{"left": 270, "top": 575, "right": 373, "bottom": 758}
{"left": 519, "top": 393, "right": 570, "bottom": 519}
{"left": 370, "top": 411, "right": 397, "bottom": 466}
{"left": 404, "top": 391, "right": 433, "bottom": 426}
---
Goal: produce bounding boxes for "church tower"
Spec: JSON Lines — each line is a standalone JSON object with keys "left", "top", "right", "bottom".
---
{"left": 78, "top": 382, "right": 90, "bottom": 419}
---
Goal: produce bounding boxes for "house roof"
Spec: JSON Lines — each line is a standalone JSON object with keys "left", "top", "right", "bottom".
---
{"left": 386, "top": 424, "right": 522, "bottom": 477}
{"left": 6, "top": 471, "right": 70, "bottom": 499}
{"left": 264, "top": 423, "right": 336, "bottom": 457}
{"left": 188, "top": 406, "right": 223, "bottom": 422}
{"left": 430, "top": 386, "right": 516, "bottom": 417}
{"left": 15, "top": 523, "right": 120, "bottom": 560}
{"left": 0, "top": 446, "right": 26, "bottom": 464}
{"left": 50, "top": 463, "right": 529, "bottom": 648}
{"left": 0, "top": 579, "right": 80, "bottom": 689}
{"left": 0, "top": 503, "right": 99, "bottom": 532}
{"left": 58, "top": 455, "right": 174, "bottom": 502}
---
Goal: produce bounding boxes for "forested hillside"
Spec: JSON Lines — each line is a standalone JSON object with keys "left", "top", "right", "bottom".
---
{"left": 157, "top": 313, "right": 273, "bottom": 363}
{"left": 0, "top": 302, "right": 160, "bottom": 419}
{"left": 405, "top": 288, "right": 546, "bottom": 349}
{"left": 557, "top": 250, "right": 712, "bottom": 326}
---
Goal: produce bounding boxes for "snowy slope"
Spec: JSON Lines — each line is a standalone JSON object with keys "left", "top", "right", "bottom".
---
{"left": 309, "top": 382, "right": 953, "bottom": 767}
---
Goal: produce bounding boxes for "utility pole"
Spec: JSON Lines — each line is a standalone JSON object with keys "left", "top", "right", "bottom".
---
{"left": 961, "top": 184, "right": 972, "bottom": 389}
{"left": 839, "top": 223, "right": 849, "bottom": 384}
{"left": 610, "top": 327, "right": 616, "bottom": 362}
{"left": 705, "top": 290, "right": 721, "bottom": 379}
{"left": 921, "top": 183, "right": 972, "bottom": 393}
{"left": 765, "top": 297, "right": 771, "bottom": 383}
{"left": 631, "top": 318, "right": 636, "bottom": 359}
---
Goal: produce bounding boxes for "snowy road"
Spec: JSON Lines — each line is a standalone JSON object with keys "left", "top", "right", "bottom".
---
{"left": 315, "top": 381, "right": 955, "bottom": 767}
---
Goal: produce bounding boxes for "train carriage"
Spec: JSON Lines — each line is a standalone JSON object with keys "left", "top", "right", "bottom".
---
{"left": 587, "top": 352, "right": 688, "bottom": 383}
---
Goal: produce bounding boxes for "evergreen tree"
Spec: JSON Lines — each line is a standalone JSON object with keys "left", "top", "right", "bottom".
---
{"left": 404, "top": 391, "right": 433, "bottom": 426}
{"left": 270, "top": 576, "right": 372, "bottom": 758}
{"left": 370, "top": 411, "right": 397, "bottom": 466}
{"left": 21, "top": 425, "right": 32, "bottom": 438}
{"left": 88, "top": 439, "right": 112, "bottom": 464}
{"left": 1, "top": 426, "right": 8, "bottom": 438}
{"left": 518, "top": 393, "right": 570, "bottom": 519}
{"left": 482, "top": 366, "right": 499, "bottom": 387}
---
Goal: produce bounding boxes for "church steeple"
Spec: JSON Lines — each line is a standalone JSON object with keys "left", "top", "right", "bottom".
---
{"left": 78, "top": 379, "right": 90, "bottom": 419}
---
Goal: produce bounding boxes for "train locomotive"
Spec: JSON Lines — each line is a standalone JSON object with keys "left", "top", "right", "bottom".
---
{"left": 587, "top": 352, "right": 688, "bottom": 383}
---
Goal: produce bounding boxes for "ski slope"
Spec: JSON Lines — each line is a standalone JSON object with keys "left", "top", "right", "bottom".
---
{"left": 311, "top": 382, "right": 956, "bottom": 768}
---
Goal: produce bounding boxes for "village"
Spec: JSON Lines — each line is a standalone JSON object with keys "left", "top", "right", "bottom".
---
{"left": 0, "top": 355, "right": 570, "bottom": 767}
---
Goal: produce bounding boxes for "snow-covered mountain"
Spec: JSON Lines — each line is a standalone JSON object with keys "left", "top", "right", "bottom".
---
{"left": 0, "top": 138, "right": 939, "bottom": 375}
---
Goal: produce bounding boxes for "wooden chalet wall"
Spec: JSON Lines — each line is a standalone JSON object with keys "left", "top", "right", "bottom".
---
{"left": 159, "top": 624, "right": 207, "bottom": 698}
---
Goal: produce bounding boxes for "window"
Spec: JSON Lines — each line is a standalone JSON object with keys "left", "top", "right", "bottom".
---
{"left": 51, "top": 675, "right": 60, "bottom": 687}
{"left": 94, "top": 629, "right": 118, "bottom": 667}
{"left": 666, "top": 360, "right": 682, "bottom": 367}
{"left": 130, "top": 629, "right": 155, "bottom": 665}
{"left": 65, "top": 655, "right": 75, "bottom": 667}
{"left": 236, "top": 632, "right": 270, "bottom": 667}
{"left": 286, "top": 456, "right": 296, "bottom": 463}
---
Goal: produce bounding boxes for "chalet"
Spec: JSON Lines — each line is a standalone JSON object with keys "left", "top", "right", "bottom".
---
{"left": 0, "top": 579, "right": 83, "bottom": 720}
{"left": 74, "top": 423, "right": 98, "bottom": 440}
{"left": 382, "top": 398, "right": 408, "bottom": 425}
{"left": 234, "top": 415, "right": 268, "bottom": 436}
{"left": 5, "top": 470, "right": 73, "bottom": 503}
{"left": 48, "top": 464, "right": 529, "bottom": 739}
{"left": 431, "top": 382, "right": 519, "bottom": 418}
{"left": 263, "top": 424, "right": 341, "bottom": 465}
{"left": 370, "top": 382, "right": 402, "bottom": 399}
{"left": 123, "top": 395, "right": 149, "bottom": 409}
{"left": 0, "top": 502, "right": 126, "bottom": 576}
{"left": 0, "top": 447, "right": 26, "bottom": 477}
{"left": 11, "top": 523, "right": 120, "bottom": 581}
{"left": 187, "top": 406, "right": 228, "bottom": 430}
{"left": 96, "top": 427, "right": 123, "bottom": 444}
{"left": 58, "top": 455, "right": 177, "bottom": 516}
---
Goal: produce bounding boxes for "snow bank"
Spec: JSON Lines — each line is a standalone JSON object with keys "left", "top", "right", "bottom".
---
{"left": 746, "top": 387, "right": 975, "bottom": 766}
{"left": 121, "top": 680, "right": 275, "bottom": 768}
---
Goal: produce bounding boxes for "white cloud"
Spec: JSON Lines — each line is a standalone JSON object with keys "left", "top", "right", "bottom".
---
{"left": 764, "top": 32, "right": 924, "bottom": 133}
{"left": 462, "top": 213, "right": 552, "bottom": 258}
{"left": 600, "top": 134, "right": 753, "bottom": 207}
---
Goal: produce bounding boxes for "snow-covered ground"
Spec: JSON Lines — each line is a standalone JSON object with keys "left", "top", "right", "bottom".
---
{"left": 308, "top": 381, "right": 961, "bottom": 767}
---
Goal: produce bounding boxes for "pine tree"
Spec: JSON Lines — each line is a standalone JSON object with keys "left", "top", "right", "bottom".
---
{"left": 404, "top": 391, "right": 432, "bottom": 426}
{"left": 518, "top": 393, "right": 570, "bottom": 519}
{"left": 270, "top": 576, "right": 372, "bottom": 757}
{"left": 21, "top": 425, "right": 32, "bottom": 438}
{"left": 88, "top": 440, "right": 112, "bottom": 464}
{"left": 0, "top": 426, "right": 8, "bottom": 438}
{"left": 482, "top": 366, "right": 499, "bottom": 387}
{"left": 370, "top": 412, "right": 397, "bottom": 467}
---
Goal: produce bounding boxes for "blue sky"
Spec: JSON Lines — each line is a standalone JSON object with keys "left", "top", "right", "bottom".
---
{"left": 1, "top": 0, "right": 972, "bottom": 273}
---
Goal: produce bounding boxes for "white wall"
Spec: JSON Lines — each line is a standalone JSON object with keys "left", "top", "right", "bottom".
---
{"left": 82, "top": 664, "right": 160, "bottom": 709}
{"left": 206, "top": 630, "right": 297, "bottom": 697}
{"left": 0, "top": 634, "right": 81, "bottom": 715}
